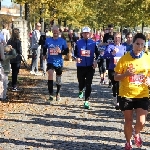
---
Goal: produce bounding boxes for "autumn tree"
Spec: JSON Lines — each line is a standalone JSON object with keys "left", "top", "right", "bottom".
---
{"left": 13, "top": 0, "right": 150, "bottom": 29}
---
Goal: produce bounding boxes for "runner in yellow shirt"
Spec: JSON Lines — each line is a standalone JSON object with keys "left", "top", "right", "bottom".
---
{"left": 114, "top": 33, "right": 150, "bottom": 150}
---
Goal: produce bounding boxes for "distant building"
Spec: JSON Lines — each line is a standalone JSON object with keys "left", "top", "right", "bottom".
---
{"left": 0, "top": 7, "right": 21, "bottom": 17}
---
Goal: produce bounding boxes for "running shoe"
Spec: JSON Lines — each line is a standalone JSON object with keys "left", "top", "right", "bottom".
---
{"left": 78, "top": 91, "right": 83, "bottom": 98}
{"left": 12, "top": 87, "right": 21, "bottom": 92}
{"left": 115, "top": 103, "right": 120, "bottom": 110}
{"left": 132, "top": 127, "right": 143, "bottom": 147}
{"left": 84, "top": 101, "right": 89, "bottom": 109}
{"left": 56, "top": 93, "right": 61, "bottom": 101}
{"left": 134, "top": 134, "right": 143, "bottom": 147}
{"left": 124, "top": 142, "right": 132, "bottom": 150}
{"left": 48, "top": 95, "right": 53, "bottom": 101}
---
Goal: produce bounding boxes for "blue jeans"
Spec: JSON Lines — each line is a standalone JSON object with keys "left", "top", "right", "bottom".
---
{"left": 31, "top": 47, "right": 41, "bottom": 72}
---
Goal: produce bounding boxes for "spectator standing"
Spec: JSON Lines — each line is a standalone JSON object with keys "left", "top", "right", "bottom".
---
{"left": 7, "top": 28, "right": 22, "bottom": 91}
{"left": 30, "top": 23, "right": 42, "bottom": 75}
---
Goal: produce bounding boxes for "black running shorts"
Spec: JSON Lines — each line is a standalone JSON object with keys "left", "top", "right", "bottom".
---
{"left": 119, "top": 96, "right": 150, "bottom": 111}
{"left": 47, "top": 63, "right": 62, "bottom": 75}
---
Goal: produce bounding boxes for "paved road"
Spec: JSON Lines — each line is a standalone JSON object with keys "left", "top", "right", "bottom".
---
{"left": 0, "top": 61, "right": 150, "bottom": 150}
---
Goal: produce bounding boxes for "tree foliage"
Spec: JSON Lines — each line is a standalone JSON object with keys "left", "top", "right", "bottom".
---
{"left": 13, "top": 0, "right": 150, "bottom": 28}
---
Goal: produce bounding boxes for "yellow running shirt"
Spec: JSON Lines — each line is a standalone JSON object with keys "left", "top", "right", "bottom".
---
{"left": 114, "top": 52, "right": 150, "bottom": 98}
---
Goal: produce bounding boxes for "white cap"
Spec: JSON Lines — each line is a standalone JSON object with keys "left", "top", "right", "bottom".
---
{"left": 82, "top": 27, "right": 91, "bottom": 33}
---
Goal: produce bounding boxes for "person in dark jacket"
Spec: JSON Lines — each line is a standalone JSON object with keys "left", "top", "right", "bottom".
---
{"left": 39, "top": 32, "right": 46, "bottom": 75}
{"left": 103, "top": 24, "right": 114, "bottom": 88}
{"left": 7, "top": 28, "right": 22, "bottom": 92}
{"left": 74, "top": 26, "right": 99, "bottom": 109}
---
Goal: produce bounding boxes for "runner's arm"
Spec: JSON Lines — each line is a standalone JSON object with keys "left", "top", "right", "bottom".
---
{"left": 61, "top": 40, "right": 69, "bottom": 55}
{"left": 61, "top": 45, "right": 69, "bottom": 55}
{"left": 72, "top": 44, "right": 78, "bottom": 60}
{"left": 114, "top": 56, "right": 134, "bottom": 81}
{"left": 102, "top": 45, "right": 115, "bottom": 59}
{"left": 114, "top": 72, "right": 127, "bottom": 81}
{"left": 94, "top": 45, "right": 99, "bottom": 61}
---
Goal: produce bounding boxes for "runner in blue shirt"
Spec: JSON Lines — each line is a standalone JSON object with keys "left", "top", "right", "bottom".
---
{"left": 73, "top": 26, "right": 99, "bottom": 109}
{"left": 103, "top": 32, "right": 126, "bottom": 110}
{"left": 43, "top": 26, "right": 69, "bottom": 102}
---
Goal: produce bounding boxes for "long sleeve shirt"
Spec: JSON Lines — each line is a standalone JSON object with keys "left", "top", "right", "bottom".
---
{"left": 103, "top": 44, "right": 126, "bottom": 70}
{"left": 31, "top": 30, "right": 41, "bottom": 49}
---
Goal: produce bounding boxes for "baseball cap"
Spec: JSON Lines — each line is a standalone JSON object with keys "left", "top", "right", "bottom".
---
{"left": 82, "top": 27, "right": 91, "bottom": 33}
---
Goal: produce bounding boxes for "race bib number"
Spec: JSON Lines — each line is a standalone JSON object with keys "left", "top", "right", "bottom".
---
{"left": 81, "top": 49, "right": 90, "bottom": 57}
{"left": 114, "top": 57, "right": 121, "bottom": 65}
{"left": 49, "top": 48, "right": 58, "bottom": 55}
{"left": 129, "top": 74, "right": 145, "bottom": 85}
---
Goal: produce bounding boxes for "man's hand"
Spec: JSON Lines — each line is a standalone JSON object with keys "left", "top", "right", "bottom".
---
{"left": 124, "top": 67, "right": 135, "bottom": 77}
{"left": 76, "top": 58, "right": 82, "bottom": 63}
{"left": 112, "top": 47, "right": 119, "bottom": 55}
{"left": 93, "top": 60, "right": 97, "bottom": 69}
{"left": 55, "top": 46, "right": 61, "bottom": 53}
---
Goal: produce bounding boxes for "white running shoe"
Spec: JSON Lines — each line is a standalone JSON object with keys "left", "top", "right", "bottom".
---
{"left": 35, "top": 72, "right": 42, "bottom": 76}
{"left": 30, "top": 71, "right": 35, "bottom": 75}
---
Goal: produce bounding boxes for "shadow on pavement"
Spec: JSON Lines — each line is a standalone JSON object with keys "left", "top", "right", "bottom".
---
{"left": 1, "top": 117, "right": 122, "bottom": 132}
{"left": 0, "top": 137, "right": 124, "bottom": 150}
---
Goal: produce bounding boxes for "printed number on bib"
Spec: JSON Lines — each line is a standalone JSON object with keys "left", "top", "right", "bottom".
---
{"left": 49, "top": 48, "right": 58, "bottom": 55}
{"left": 81, "top": 49, "right": 90, "bottom": 57}
{"left": 114, "top": 57, "right": 121, "bottom": 65}
{"left": 129, "top": 74, "right": 145, "bottom": 85}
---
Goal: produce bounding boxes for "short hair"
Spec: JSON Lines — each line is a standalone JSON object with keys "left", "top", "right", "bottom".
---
{"left": 36, "top": 22, "right": 41, "bottom": 26}
{"left": 133, "top": 33, "right": 146, "bottom": 43}
{"left": 125, "top": 32, "right": 132, "bottom": 38}
{"left": 114, "top": 32, "right": 121, "bottom": 36}
{"left": 52, "top": 25, "right": 59, "bottom": 31}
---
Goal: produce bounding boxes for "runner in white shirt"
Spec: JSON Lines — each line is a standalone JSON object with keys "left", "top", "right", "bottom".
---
{"left": 1, "top": 24, "right": 10, "bottom": 43}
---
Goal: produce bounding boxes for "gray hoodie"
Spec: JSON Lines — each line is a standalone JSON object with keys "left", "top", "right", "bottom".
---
{"left": 2, "top": 48, "right": 16, "bottom": 74}
{"left": 31, "top": 30, "right": 41, "bottom": 49}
